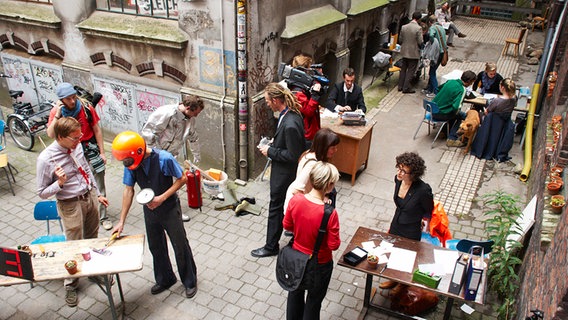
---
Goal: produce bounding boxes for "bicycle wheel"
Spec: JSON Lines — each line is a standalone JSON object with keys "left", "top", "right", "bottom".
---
{"left": 8, "top": 116, "right": 34, "bottom": 151}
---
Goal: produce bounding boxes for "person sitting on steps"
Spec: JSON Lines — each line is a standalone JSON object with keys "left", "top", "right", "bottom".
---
{"left": 435, "top": 2, "right": 467, "bottom": 47}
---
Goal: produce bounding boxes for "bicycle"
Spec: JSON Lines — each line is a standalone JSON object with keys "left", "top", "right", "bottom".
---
{"left": 6, "top": 90, "right": 53, "bottom": 151}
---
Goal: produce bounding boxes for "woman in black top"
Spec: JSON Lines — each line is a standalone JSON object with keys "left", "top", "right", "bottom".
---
{"left": 473, "top": 62, "right": 504, "bottom": 94}
{"left": 389, "top": 152, "right": 434, "bottom": 241}
{"left": 381, "top": 152, "right": 434, "bottom": 290}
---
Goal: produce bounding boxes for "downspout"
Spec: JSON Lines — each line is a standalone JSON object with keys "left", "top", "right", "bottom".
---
{"left": 519, "top": 0, "right": 566, "bottom": 182}
{"left": 219, "top": 0, "right": 227, "bottom": 171}
{"left": 237, "top": 0, "right": 248, "bottom": 179}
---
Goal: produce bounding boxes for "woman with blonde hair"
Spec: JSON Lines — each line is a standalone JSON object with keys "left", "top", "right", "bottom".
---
{"left": 485, "top": 78, "right": 517, "bottom": 116}
{"left": 473, "top": 62, "right": 504, "bottom": 94}
{"left": 471, "top": 78, "right": 517, "bottom": 162}
{"left": 283, "top": 161, "right": 341, "bottom": 319}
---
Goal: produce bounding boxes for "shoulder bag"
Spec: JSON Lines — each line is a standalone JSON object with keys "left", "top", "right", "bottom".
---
{"left": 435, "top": 26, "right": 449, "bottom": 66}
{"left": 275, "top": 203, "right": 333, "bottom": 291}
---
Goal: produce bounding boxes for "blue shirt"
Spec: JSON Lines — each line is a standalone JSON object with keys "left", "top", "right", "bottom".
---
{"left": 123, "top": 149, "right": 183, "bottom": 187}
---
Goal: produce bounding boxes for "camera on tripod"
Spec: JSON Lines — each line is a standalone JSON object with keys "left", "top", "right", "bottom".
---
{"left": 278, "top": 63, "right": 330, "bottom": 94}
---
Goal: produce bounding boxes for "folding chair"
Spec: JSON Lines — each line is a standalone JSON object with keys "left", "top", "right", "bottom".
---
{"left": 501, "top": 28, "right": 527, "bottom": 58}
{"left": 413, "top": 99, "right": 450, "bottom": 148}
{"left": 31, "top": 200, "right": 66, "bottom": 244}
{"left": 0, "top": 119, "right": 18, "bottom": 173}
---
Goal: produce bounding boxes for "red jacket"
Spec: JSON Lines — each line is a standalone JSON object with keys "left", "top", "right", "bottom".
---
{"left": 284, "top": 194, "right": 340, "bottom": 263}
{"left": 294, "top": 90, "right": 320, "bottom": 141}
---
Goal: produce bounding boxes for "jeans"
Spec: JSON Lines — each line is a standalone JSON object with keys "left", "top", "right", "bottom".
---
{"left": 427, "top": 56, "right": 443, "bottom": 94}
{"left": 286, "top": 261, "right": 333, "bottom": 320}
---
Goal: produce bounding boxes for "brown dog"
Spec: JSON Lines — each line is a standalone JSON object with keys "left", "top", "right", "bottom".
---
{"left": 457, "top": 110, "right": 480, "bottom": 154}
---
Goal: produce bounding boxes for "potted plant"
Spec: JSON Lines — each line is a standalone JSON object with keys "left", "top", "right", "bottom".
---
{"left": 551, "top": 165, "right": 564, "bottom": 175}
{"left": 551, "top": 195, "right": 566, "bottom": 214}
{"left": 367, "top": 254, "right": 379, "bottom": 268}
{"left": 64, "top": 260, "right": 78, "bottom": 275}
{"left": 547, "top": 181, "right": 562, "bottom": 195}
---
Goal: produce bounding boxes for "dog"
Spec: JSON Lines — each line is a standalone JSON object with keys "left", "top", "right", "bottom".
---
{"left": 457, "top": 109, "right": 481, "bottom": 154}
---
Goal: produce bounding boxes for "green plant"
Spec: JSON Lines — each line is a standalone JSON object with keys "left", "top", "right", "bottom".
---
{"left": 551, "top": 195, "right": 565, "bottom": 206}
{"left": 481, "top": 191, "right": 523, "bottom": 320}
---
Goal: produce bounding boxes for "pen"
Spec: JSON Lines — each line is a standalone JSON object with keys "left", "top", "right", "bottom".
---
{"left": 379, "top": 264, "right": 387, "bottom": 274}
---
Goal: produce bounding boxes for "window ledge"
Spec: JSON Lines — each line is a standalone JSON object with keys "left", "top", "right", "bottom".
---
{"left": 77, "top": 12, "right": 187, "bottom": 49}
{"left": 0, "top": 0, "right": 60, "bottom": 28}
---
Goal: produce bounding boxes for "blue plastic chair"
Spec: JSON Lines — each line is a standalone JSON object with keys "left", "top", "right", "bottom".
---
{"left": 446, "top": 239, "right": 494, "bottom": 256}
{"left": 31, "top": 200, "right": 66, "bottom": 244}
{"left": 421, "top": 231, "right": 442, "bottom": 247}
{"left": 0, "top": 119, "right": 5, "bottom": 152}
{"left": 413, "top": 100, "right": 451, "bottom": 148}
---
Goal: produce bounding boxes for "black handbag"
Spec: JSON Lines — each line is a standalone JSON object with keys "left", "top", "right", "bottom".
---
{"left": 275, "top": 203, "right": 333, "bottom": 291}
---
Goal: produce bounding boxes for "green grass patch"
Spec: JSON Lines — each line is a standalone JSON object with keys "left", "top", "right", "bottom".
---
{"left": 363, "top": 72, "right": 400, "bottom": 111}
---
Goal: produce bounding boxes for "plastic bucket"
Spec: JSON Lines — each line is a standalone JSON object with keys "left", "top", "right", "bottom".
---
{"left": 202, "top": 170, "right": 228, "bottom": 195}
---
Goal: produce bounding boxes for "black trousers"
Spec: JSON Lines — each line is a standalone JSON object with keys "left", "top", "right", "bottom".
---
{"left": 144, "top": 199, "right": 197, "bottom": 289}
{"left": 286, "top": 261, "right": 334, "bottom": 320}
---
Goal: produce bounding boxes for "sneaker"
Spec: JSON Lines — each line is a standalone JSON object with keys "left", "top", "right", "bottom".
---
{"left": 182, "top": 214, "right": 191, "bottom": 222}
{"left": 65, "top": 288, "right": 78, "bottom": 307}
{"left": 426, "top": 92, "right": 436, "bottom": 98}
{"left": 421, "top": 89, "right": 431, "bottom": 95}
{"left": 458, "top": 33, "right": 467, "bottom": 38}
{"left": 101, "top": 219, "right": 113, "bottom": 231}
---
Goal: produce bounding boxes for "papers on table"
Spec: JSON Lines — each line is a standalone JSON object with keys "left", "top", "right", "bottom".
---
{"left": 387, "top": 247, "right": 417, "bottom": 273}
{"left": 483, "top": 93, "right": 498, "bottom": 100}
{"left": 82, "top": 244, "right": 144, "bottom": 274}
{"left": 434, "top": 249, "right": 460, "bottom": 274}
{"left": 360, "top": 240, "right": 393, "bottom": 265}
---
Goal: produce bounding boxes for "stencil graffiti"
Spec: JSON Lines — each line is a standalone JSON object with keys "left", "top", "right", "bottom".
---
{"left": 199, "top": 47, "right": 238, "bottom": 93}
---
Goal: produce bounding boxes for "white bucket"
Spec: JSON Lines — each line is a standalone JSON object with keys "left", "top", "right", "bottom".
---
{"left": 202, "top": 170, "right": 228, "bottom": 195}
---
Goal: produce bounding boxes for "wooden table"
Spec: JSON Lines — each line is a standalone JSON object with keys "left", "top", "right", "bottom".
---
{"left": 0, "top": 234, "right": 145, "bottom": 320}
{"left": 464, "top": 97, "right": 487, "bottom": 111}
{"left": 321, "top": 117, "right": 375, "bottom": 186}
{"left": 338, "top": 227, "right": 486, "bottom": 319}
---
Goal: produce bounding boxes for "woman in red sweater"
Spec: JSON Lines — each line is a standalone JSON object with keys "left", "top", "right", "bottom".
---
{"left": 283, "top": 161, "right": 341, "bottom": 319}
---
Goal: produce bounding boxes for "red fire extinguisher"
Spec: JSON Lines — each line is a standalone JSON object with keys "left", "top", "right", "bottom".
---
{"left": 186, "top": 168, "right": 202, "bottom": 211}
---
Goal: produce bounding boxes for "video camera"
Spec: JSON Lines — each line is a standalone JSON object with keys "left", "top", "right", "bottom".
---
{"left": 278, "top": 63, "right": 330, "bottom": 94}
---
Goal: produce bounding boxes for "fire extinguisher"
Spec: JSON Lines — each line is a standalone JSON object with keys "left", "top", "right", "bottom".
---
{"left": 186, "top": 168, "right": 202, "bottom": 211}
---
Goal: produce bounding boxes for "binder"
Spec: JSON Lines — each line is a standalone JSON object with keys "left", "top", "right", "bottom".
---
{"left": 464, "top": 245, "right": 484, "bottom": 301}
{"left": 448, "top": 254, "right": 468, "bottom": 295}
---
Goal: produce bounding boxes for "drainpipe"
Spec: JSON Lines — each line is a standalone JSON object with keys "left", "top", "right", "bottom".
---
{"left": 218, "top": 0, "right": 227, "bottom": 171}
{"left": 520, "top": 0, "right": 567, "bottom": 181}
{"left": 237, "top": 0, "right": 248, "bottom": 179}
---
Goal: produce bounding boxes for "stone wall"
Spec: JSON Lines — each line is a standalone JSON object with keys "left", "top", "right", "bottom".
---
{"left": 516, "top": 7, "right": 568, "bottom": 318}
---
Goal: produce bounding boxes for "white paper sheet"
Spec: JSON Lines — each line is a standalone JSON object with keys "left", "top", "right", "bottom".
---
{"left": 418, "top": 263, "right": 445, "bottom": 276}
{"left": 433, "top": 249, "right": 460, "bottom": 274}
{"left": 361, "top": 241, "right": 376, "bottom": 251}
{"left": 386, "top": 247, "right": 416, "bottom": 273}
{"left": 81, "top": 244, "right": 144, "bottom": 274}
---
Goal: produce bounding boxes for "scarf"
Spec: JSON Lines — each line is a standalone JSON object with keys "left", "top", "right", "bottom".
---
{"left": 481, "top": 72, "right": 496, "bottom": 94}
{"left": 60, "top": 99, "right": 82, "bottom": 118}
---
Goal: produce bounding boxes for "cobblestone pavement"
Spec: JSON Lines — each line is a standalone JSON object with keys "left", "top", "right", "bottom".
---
{"left": 0, "top": 16, "right": 542, "bottom": 320}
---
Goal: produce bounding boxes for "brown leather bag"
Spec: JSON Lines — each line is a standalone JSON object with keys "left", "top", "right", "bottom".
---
{"left": 390, "top": 285, "right": 439, "bottom": 315}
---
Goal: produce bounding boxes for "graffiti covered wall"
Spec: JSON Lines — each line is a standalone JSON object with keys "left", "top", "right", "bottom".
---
{"left": 92, "top": 76, "right": 180, "bottom": 135}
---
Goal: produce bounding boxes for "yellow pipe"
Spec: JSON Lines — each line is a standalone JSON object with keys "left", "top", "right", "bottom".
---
{"left": 520, "top": 83, "right": 541, "bottom": 182}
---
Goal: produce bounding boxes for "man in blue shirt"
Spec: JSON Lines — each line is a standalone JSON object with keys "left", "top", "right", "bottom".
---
{"left": 111, "top": 131, "right": 198, "bottom": 298}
